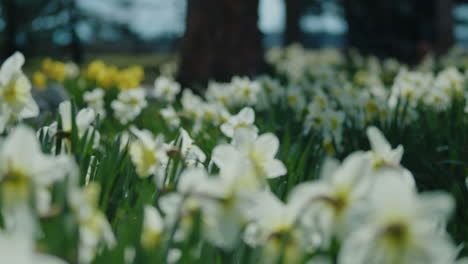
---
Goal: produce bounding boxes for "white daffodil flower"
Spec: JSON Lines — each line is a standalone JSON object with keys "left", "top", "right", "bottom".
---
{"left": 220, "top": 107, "right": 258, "bottom": 138}
{"left": 83, "top": 88, "right": 106, "bottom": 118}
{"left": 243, "top": 190, "right": 316, "bottom": 264}
{"left": 366, "top": 126, "right": 415, "bottom": 188}
{"left": 111, "top": 88, "right": 147, "bottom": 124}
{"left": 214, "top": 128, "right": 286, "bottom": 182}
{"left": 158, "top": 168, "right": 215, "bottom": 243}
{"left": 339, "top": 172, "right": 456, "bottom": 264}
{"left": 129, "top": 126, "right": 168, "bottom": 179}
{"left": 177, "top": 128, "right": 206, "bottom": 167}
{"left": 141, "top": 205, "right": 164, "bottom": 249}
{"left": 0, "top": 52, "right": 39, "bottom": 130}
{"left": 181, "top": 89, "right": 203, "bottom": 117}
{"left": 206, "top": 81, "right": 233, "bottom": 106}
{"left": 160, "top": 105, "right": 180, "bottom": 129}
{"left": 153, "top": 76, "right": 181, "bottom": 103}
{"left": 195, "top": 162, "right": 260, "bottom": 248}
{"left": 230, "top": 76, "right": 261, "bottom": 105}
{"left": 0, "top": 231, "right": 67, "bottom": 264}
{"left": 176, "top": 153, "right": 261, "bottom": 250}
{"left": 288, "top": 152, "right": 373, "bottom": 246}
{"left": 0, "top": 125, "right": 73, "bottom": 221}
{"left": 69, "top": 183, "right": 116, "bottom": 264}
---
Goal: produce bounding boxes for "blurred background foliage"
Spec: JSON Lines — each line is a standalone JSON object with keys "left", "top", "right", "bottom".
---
{"left": 1, "top": 0, "right": 468, "bottom": 84}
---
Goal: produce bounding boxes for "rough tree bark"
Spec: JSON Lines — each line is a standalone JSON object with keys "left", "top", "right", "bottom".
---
{"left": 177, "top": 0, "right": 264, "bottom": 90}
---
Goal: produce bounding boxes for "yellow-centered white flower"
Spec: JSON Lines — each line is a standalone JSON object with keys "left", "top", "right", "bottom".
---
{"left": 129, "top": 126, "right": 168, "bottom": 178}
{"left": 0, "top": 52, "right": 39, "bottom": 130}
{"left": 141, "top": 205, "right": 164, "bottom": 249}
{"left": 220, "top": 107, "right": 258, "bottom": 138}
{"left": 339, "top": 173, "right": 456, "bottom": 264}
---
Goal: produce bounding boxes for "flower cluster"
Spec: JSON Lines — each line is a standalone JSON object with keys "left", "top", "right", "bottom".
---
{"left": 0, "top": 49, "right": 467, "bottom": 264}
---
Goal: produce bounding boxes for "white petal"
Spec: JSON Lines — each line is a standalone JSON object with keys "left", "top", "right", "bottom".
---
{"left": 238, "top": 107, "right": 255, "bottom": 124}
{"left": 232, "top": 128, "right": 257, "bottom": 153}
{"left": 264, "top": 159, "right": 287, "bottom": 178}
{"left": 18, "top": 96, "right": 39, "bottom": 119}
{"left": 212, "top": 144, "right": 242, "bottom": 169}
{"left": 255, "top": 133, "right": 279, "bottom": 158}
{"left": 76, "top": 108, "right": 96, "bottom": 134}
{"left": 366, "top": 126, "right": 391, "bottom": 156}
{"left": 58, "top": 101, "right": 72, "bottom": 131}
{"left": 0, "top": 52, "right": 25, "bottom": 85}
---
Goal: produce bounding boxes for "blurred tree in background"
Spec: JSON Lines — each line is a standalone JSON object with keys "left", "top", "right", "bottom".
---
{"left": 343, "top": 0, "right": 454, "bottom": 63}
{"left": 177, "top": 0, "right": 264, "bottom": 89}
{"left": 0, "top": 0, "right": 82, "bottom": 60}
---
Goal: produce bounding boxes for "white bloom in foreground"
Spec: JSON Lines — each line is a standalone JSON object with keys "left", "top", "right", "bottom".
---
{"left": 366, "top": 126, "right": 415, "bottom": 187}
{"left": 129, "top": 127, "right": 168, "bottom": 179}
{"left": 288, "top": 153, "right": 372, "bottom": 246}
{"left": 69, "top": 183, "right": 116, "bottom": 264}
{"left": 153, "top": 76, "right": 181, "bottom": 103}
{"left": 111, "top": 88, "right": 147, "bottom": 124}
{"left": 0, "top": 125, "right": 73, "bottom": 220}
{"left": 214, "top": 128, "right": 286, "bottom": 181}
{"left": 220, "top": 107, "right": 258, "bottom": 138}
{"left": 339, "top": 173, "right": 456, "bottom": 264}
{"left": 0, "top": 52, "right": 39, "bottom": 130}
{"left": 178, "top": 159, "right": 260, "bottom": 249}
{"left": 0, "top": 232, "right": 67, "bottom": 264}
{"left": 244, "top": 191, "right": 314, "bottom": 264}
{"left": 141, "top": 205, "right": 164, "bottom": 249}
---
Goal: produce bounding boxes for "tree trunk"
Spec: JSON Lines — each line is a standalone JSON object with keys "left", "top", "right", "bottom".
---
{"left": 177, "top": 0, "right": 264, "bottom": 90}
{"left": 343, "top": 0, "right": 454, "bottom": 63}
{"left": 68, "top": 0, "right": 84, "bottom": 63}
{"left": 434, "top": 0, "right": 454, "bottom": 55}
{"left": 3, "top": 0, "right": 19, "bottom": 58}
{"left": 284, "top": 0, "right": 303, "bottom": 45}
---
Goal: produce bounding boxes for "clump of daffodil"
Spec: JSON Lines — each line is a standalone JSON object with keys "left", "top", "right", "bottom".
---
{"left": 42, "top": 58, "right": 66, "bottom": 82}
{"left": 116, "top": 65, "right": 145, "bottom": 90}
{"left": 85, "top": 61, "right": 144, "bottom": 90}
{"left": 32, "top": 71, "right": 47, "bottom": 90}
